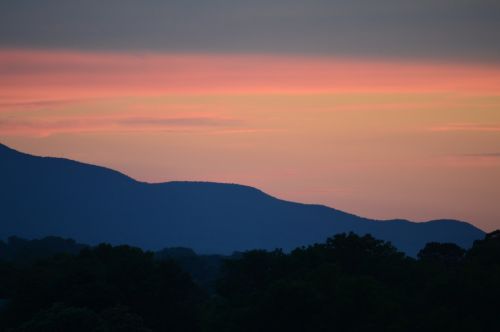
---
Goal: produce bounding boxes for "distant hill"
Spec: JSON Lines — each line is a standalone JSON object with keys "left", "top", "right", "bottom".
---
{"left": 0, "top": 143, "right": 485, "bottom": 256}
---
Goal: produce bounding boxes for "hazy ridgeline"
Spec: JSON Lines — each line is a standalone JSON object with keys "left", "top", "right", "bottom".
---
{"left": 0, "top": 143, "right": 485, "bottom": 257}
{"left": 1, "top": 232, "right": 499, "bottom": 332}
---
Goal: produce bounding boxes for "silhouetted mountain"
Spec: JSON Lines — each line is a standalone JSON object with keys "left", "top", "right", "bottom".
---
{"left": 0, "top": 143, "right": 485, "bottom": 256}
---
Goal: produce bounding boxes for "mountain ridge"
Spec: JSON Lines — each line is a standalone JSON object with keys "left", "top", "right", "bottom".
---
{"left": 0, "top": 142, "right": 485, "bottom": 256}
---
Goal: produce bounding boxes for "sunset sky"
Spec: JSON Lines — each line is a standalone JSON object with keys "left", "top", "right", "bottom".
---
{"left": 1, "top": 0, "right": 499, "bottom": 231}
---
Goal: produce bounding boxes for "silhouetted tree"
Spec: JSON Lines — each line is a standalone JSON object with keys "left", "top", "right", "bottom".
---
{"left": 2, "top": 232, "right": 500, "bottom": 332}
{"left": 13, "top": 303, "right": 102, "bottom": 332}
{"left": 418, "top": 242, "right": 465, "bottom": 264}
{"left": 1, "top": 244, "right": 204, "bottom": 332}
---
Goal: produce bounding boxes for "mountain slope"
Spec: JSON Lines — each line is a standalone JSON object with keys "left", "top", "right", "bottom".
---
{"left": 0, "top": 143, "right": 485, "bottom": 255}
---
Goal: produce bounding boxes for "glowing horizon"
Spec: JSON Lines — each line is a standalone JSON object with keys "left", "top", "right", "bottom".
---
{"left": 1, "top": 48, "right": 500, "bottom": 231}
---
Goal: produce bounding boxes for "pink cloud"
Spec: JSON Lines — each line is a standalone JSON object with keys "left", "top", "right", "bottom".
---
{"left": 0, "top": 115, "right": 242, "bottom": 137}
{"left": 2, "top": 49, "right": 500, "bottom": 105}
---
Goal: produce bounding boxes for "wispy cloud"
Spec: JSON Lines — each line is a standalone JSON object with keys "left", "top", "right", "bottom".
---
{"left": 433, "top": 153, "right": 500, "bottom": 168}
{"left": 0, "top": 115, "right": 242, "bottom": 137}
{"left": 429, "top": 123, "right": 500, "bottom": 132}
{"left": 459, "top": 153, "right": 500, "bottom": 158}
{"left": 2, "top": 50, "right": 500, "bottom": 101}
{"left": 0, "top": 98, "right": 96, "bottom": 114}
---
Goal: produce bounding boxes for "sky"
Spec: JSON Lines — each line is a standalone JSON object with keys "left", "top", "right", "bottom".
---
{"left": 1, "top": 0, "right": 500, "bottom": 231}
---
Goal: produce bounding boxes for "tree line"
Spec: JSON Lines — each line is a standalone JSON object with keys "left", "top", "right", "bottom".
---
{"left": 1, "top": 231, "right": 499, "bottom": 331}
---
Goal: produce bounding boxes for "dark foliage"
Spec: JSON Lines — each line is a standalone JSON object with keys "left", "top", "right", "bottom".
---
{"left": 155, "top": 247, "right": 227, "bottom": 292}
{"left": 0, "top": 244, "right": 204, "bottom": 332}
{"left": 205, "top": 232, "right": 500, "bottom": 332}
{"left": 0, "top": 236, "right": 87, "bottom": 264}
{"left": 1, "top": 231, "right": 499, "bottom": 331}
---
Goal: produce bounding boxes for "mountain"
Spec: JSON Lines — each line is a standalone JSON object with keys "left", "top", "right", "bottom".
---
{"left": 0, "top": 143, "right": 485, "bottom": 256}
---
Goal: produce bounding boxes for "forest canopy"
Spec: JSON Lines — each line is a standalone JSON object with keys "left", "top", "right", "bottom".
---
{"left": 1, "top": 231, "right": 499, "bottom": 331}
